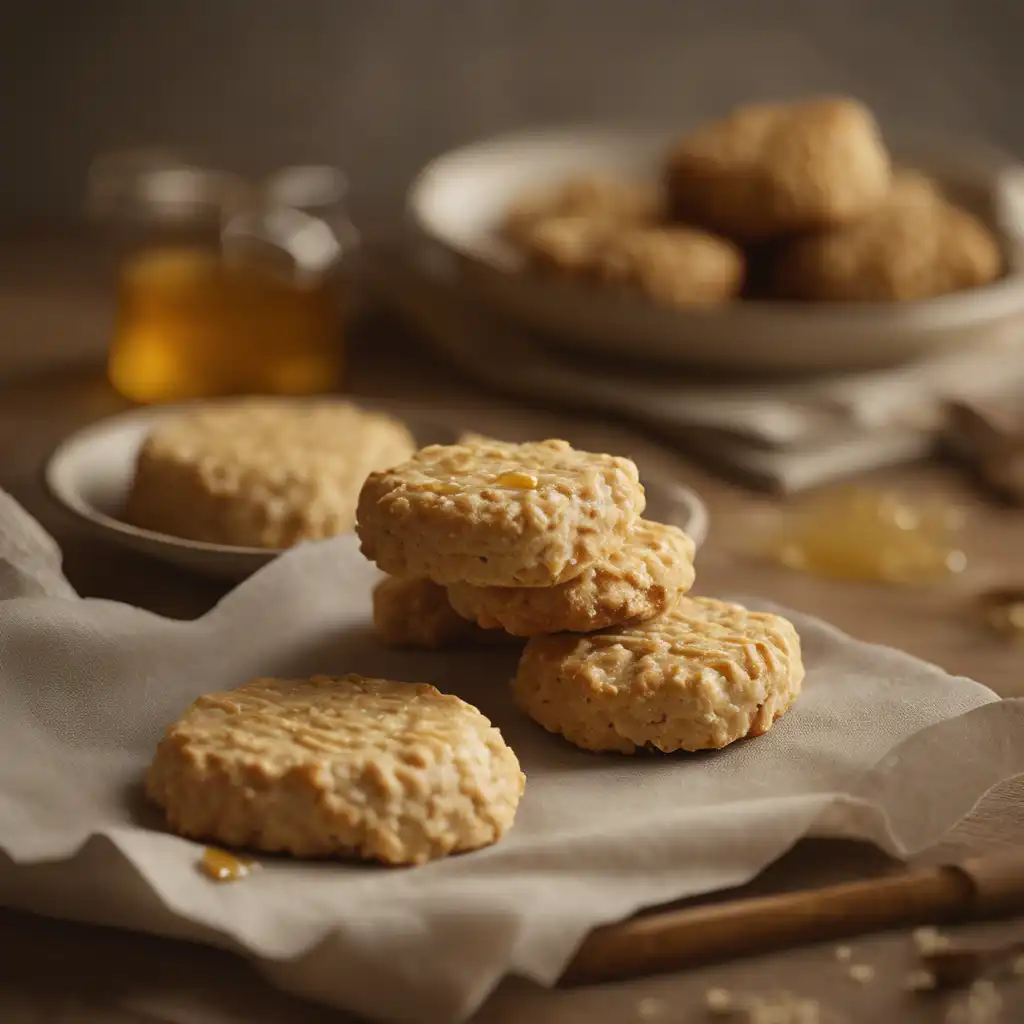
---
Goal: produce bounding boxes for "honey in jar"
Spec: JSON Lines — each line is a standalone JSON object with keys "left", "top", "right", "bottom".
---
{"left": 109, "top": 245, "right": 340, "bottom": 403}
{"left": 91, "top": 154, "right": 350, "bottom": 404}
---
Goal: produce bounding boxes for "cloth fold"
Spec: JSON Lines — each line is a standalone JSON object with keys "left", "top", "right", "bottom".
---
{"left": 372, "top": 249, "right": 1024, "bottom": 491}
{"left": 0, "top": 491, "right": 1023, "bottom": 1022}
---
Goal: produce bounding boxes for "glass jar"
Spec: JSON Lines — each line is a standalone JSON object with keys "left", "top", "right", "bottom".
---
{"left": 88, "top": 152, "right": 354, "bottom": 404}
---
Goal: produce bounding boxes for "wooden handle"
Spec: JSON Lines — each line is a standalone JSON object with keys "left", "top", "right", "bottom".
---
{"left": 563, "top": 865, "right": 975, "bottom": 986}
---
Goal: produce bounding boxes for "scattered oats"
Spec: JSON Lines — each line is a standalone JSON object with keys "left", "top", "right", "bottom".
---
{"left": 833, "top": 945, "right": 853, "bottom": 962}
{"left": 705, "top": 987, "right": 734, "bottom": 1014}
{"left": 913, "top": 926, "right": 951, "bottom": 955}
{"left": 944, "top": 978, "right": 1003, "bottom": 1024}
{"left": 1013, "top": 953, "right": 1024, "bottom": 977}
{"left": 903, "top": 968, "right": 936, "bottom": 992}
{"left": 847, "top": 963, "right": 875, "bottom": 984}
{"left": 636, "top": 995, "right": 666, "bottom": 1019}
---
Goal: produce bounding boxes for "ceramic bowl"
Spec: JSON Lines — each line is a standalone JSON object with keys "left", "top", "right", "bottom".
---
{"left": 408, "top": 124, "right": 1024, "bottom": 373}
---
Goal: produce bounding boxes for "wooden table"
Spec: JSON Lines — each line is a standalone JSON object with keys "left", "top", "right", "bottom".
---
{"left": 0, "top": 232, "right": 1022, "bottom": 1023}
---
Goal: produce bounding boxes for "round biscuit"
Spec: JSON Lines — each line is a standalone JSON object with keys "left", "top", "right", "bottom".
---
{"left": 447, "top": 519, "right": 696, "bottom": 636}
{"left": 512, "top": 597, "right": 803, "bottom": 754}
{"left": 502, "top": 174, "right": 661, "bottom": 246}
{"left": 356, "top": 438, "right": 645, "bottom": 587}
{"left": 125, "top": 398, "right": 416, "bottom": 548}
{"left": 147, "top": 674, "right": 525, "bottom": 864}
{"left": 372, "top": 575, "right": 515, "bottom": 649}
{"left": 526, "top": 219, "right": 744, "bottom": 307}
{"left": 772, "top": 175, "right": 1003, "bottom": 301}
{"left": 665, "top": 97, "right": 891, "bottom": 241}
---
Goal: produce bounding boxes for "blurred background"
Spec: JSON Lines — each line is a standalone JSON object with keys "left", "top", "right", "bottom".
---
{"left": 5, "top": 0, "right": 1024, "bottom": 228}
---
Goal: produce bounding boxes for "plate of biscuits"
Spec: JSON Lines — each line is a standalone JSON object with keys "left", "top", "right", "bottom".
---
{"left": 45, "top": 397, "right": 708, "bottom": 582}
{"left": 409, "top": 96, "right": 1024, "bottom": 372}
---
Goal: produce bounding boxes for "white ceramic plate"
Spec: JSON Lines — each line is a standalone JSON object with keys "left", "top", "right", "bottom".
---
{"left": 408, "top": 124, "right": 1024, "bottom": 372}
{"left": 45, "top": 403, "right": 709, "bottom": 582}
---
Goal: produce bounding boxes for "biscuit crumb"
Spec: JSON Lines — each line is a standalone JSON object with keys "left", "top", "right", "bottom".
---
{"left": 944, "top": 978, "right": 1003, "bottom": 1024}
{"left": 833, "top": 945, "right": 853, "bottom": 962}
{"left": 636, "top": 995, "right": 666, "bottom": 1019}
{"left": 705, "top": 987, "right": 734, "bottom": 1014}
{"left": 913, "top": 926, "right": 951, "bottom": 955}
{"left": 847, "top": 963, "right": 875, "bottom": 984}
{"left": 704, "top": 989, "right": 823, "bottom": 1023}
{"left": 903, "top": 968, "right": 936, "bottom": 992}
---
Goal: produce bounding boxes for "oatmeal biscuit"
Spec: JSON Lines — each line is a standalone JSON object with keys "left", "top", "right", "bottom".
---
{"left": 665, "top": 97, "right": 892, "bottom": 241}
{"left": 513, "top": 597, "right": 803, "bottom": 754}
{"left": 372, "top": 575, "right": 514, "bottom": 648}
{"left": 147, "top": 674, "right": 525, "bottom": 864}
{"left": 526, "top": 219, "right": 744, "bottom": 307}
{"left": 126, "top": 399, "right": 416, "bottom": 548}
{"left": 448, "top": 519, "right": 696, "bottom": 636}
{"left": 772, "top": 174, "right": 1003, "bottom": 301}
{"left": 356, "top": 438, "right": 645, "bottom": 587}
{"left": 502, "top": 174, "right": 661, "bottom": 246}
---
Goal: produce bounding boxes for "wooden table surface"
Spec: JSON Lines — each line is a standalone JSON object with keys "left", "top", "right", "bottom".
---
{"left": 0, "top": 231, "right": 1023, "bottom": 1023}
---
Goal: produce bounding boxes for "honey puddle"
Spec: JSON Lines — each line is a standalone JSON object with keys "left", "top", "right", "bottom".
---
{"left": 199, "top": 846, "right": 257, "bottom": 883}
{"left": 759, "top": 487, "right": 966, "bottom": 585}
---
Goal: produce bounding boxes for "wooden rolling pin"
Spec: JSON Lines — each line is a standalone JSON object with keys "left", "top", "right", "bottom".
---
{"left": 562, "top": 849, "right": 1024, "bottom": 985}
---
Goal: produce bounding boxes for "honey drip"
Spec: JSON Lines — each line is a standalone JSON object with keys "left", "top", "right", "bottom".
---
{"left": 493, "top": 471, "right": 539, "bottom": 489}
{"left": 760, "top": 487, "right": 966, "bottom": 584}
{"left": 199, "top": 846, "right": 256, "bottom": 883}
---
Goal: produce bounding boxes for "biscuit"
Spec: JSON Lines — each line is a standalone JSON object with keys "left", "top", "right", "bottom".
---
{"left": 502, "top": 174, "right": 661, "bottom": 246}
{"left": 665, "top": 97, "right": 892, "bottom": 241}
{"left": 372, "top": 575, "right": 513, "bottom": 648}
{"left": 772, "top": 173, "right": 1003, "bottom": 301}
{"left": 525, "top": 219, "right": 744, "bottom": 307}
{"left": 357, "top": 438, "right": 645, "bottom": 588}
{"left": 512, "top": 597, "right": 803, "bottom": 754}
{"left": 147, "top": 674, "right": 525, "bottom": 864}
{"left": 125, "top": 399, "right": 416, "bottom": 548}
{"left": 447, "top": 519, "right": 695, "bottom": 636}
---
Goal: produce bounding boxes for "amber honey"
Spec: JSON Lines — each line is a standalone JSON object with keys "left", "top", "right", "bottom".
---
{"left": 109, "top": 246, "right": 340, "bottom": 404}
{"left": 199, "top": 845, "right": 256, "bottom": 882}
{"left": 759, "top": 487, "right": 967, "bottom": 585}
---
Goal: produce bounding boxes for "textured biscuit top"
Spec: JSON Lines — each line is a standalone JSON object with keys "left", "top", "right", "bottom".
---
{"left": 513, "top": 597, "right": 804, "bottom": 754}
{"left": 665, "top": 97, "right": 892, "bottom": 241}
{"left": 146, "top": 675, "right": 525, "bottom": 864}
{"left": 502, "top": 174, "right": 661, "bottom": 246}
{"left": 773, "top": 172, "right": 1004, "bottom": 302}
{"left": 125, "top": 399, "right": 416, "bottom": 548}
{"left": 357, "top": 438, "right": 645, "bottom": 587}
{"left": 525, "top": 219, "right": 744, "bottom": 307}
{"left": 447, "top": 519, "right": 696, "bottom": 636}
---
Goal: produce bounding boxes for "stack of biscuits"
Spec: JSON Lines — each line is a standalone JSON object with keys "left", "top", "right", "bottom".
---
{"left": 505, "top": 96, "right": 1002, "bottom": 307}
{"left": 359, "top": 436, "right": 804, "bottom": 756}
{"left": 141, "top": 410, "right": 805, "bottom": 865}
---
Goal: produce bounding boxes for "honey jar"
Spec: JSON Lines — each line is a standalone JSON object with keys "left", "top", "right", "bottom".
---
{"left": 89, "top": 152, "right": 353, "bottom": 404}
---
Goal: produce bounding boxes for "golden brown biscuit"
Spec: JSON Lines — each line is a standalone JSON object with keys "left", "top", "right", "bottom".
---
{"left": 147, "top": 675, "right": 525, "bottom": 864}
{"left": 126, "top": 398, "right": 416, "bottom": 548}
{"left": 665, "top": 97, "right": 892, "bottom": 241}
{"left": 512, "top": 597, "right": 803, "bottom": 754}
{"left": 372, "top": 576, "right": 514, "bottom": 648}
{"left": 356, "top": 438, "right": 645, "bottom": 588}
{"left": 525, "top": 218, "right": 744, "bottom": 307}
{"left": 447, "top": 519, "right": 695, "bottom": 636}
{"left": 502, "top": 174, "right": 661, "bottom": 245}
{"left": 772, "top": 174, "right": 1003, "bottom": 301}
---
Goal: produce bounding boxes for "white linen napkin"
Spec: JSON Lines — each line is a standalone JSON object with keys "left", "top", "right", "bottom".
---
{"left": 0, "top": 491, "right": 1023, "bottom": 1023}
{"left": 372, "top": 253, "right": 1024, "bottom": 492}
